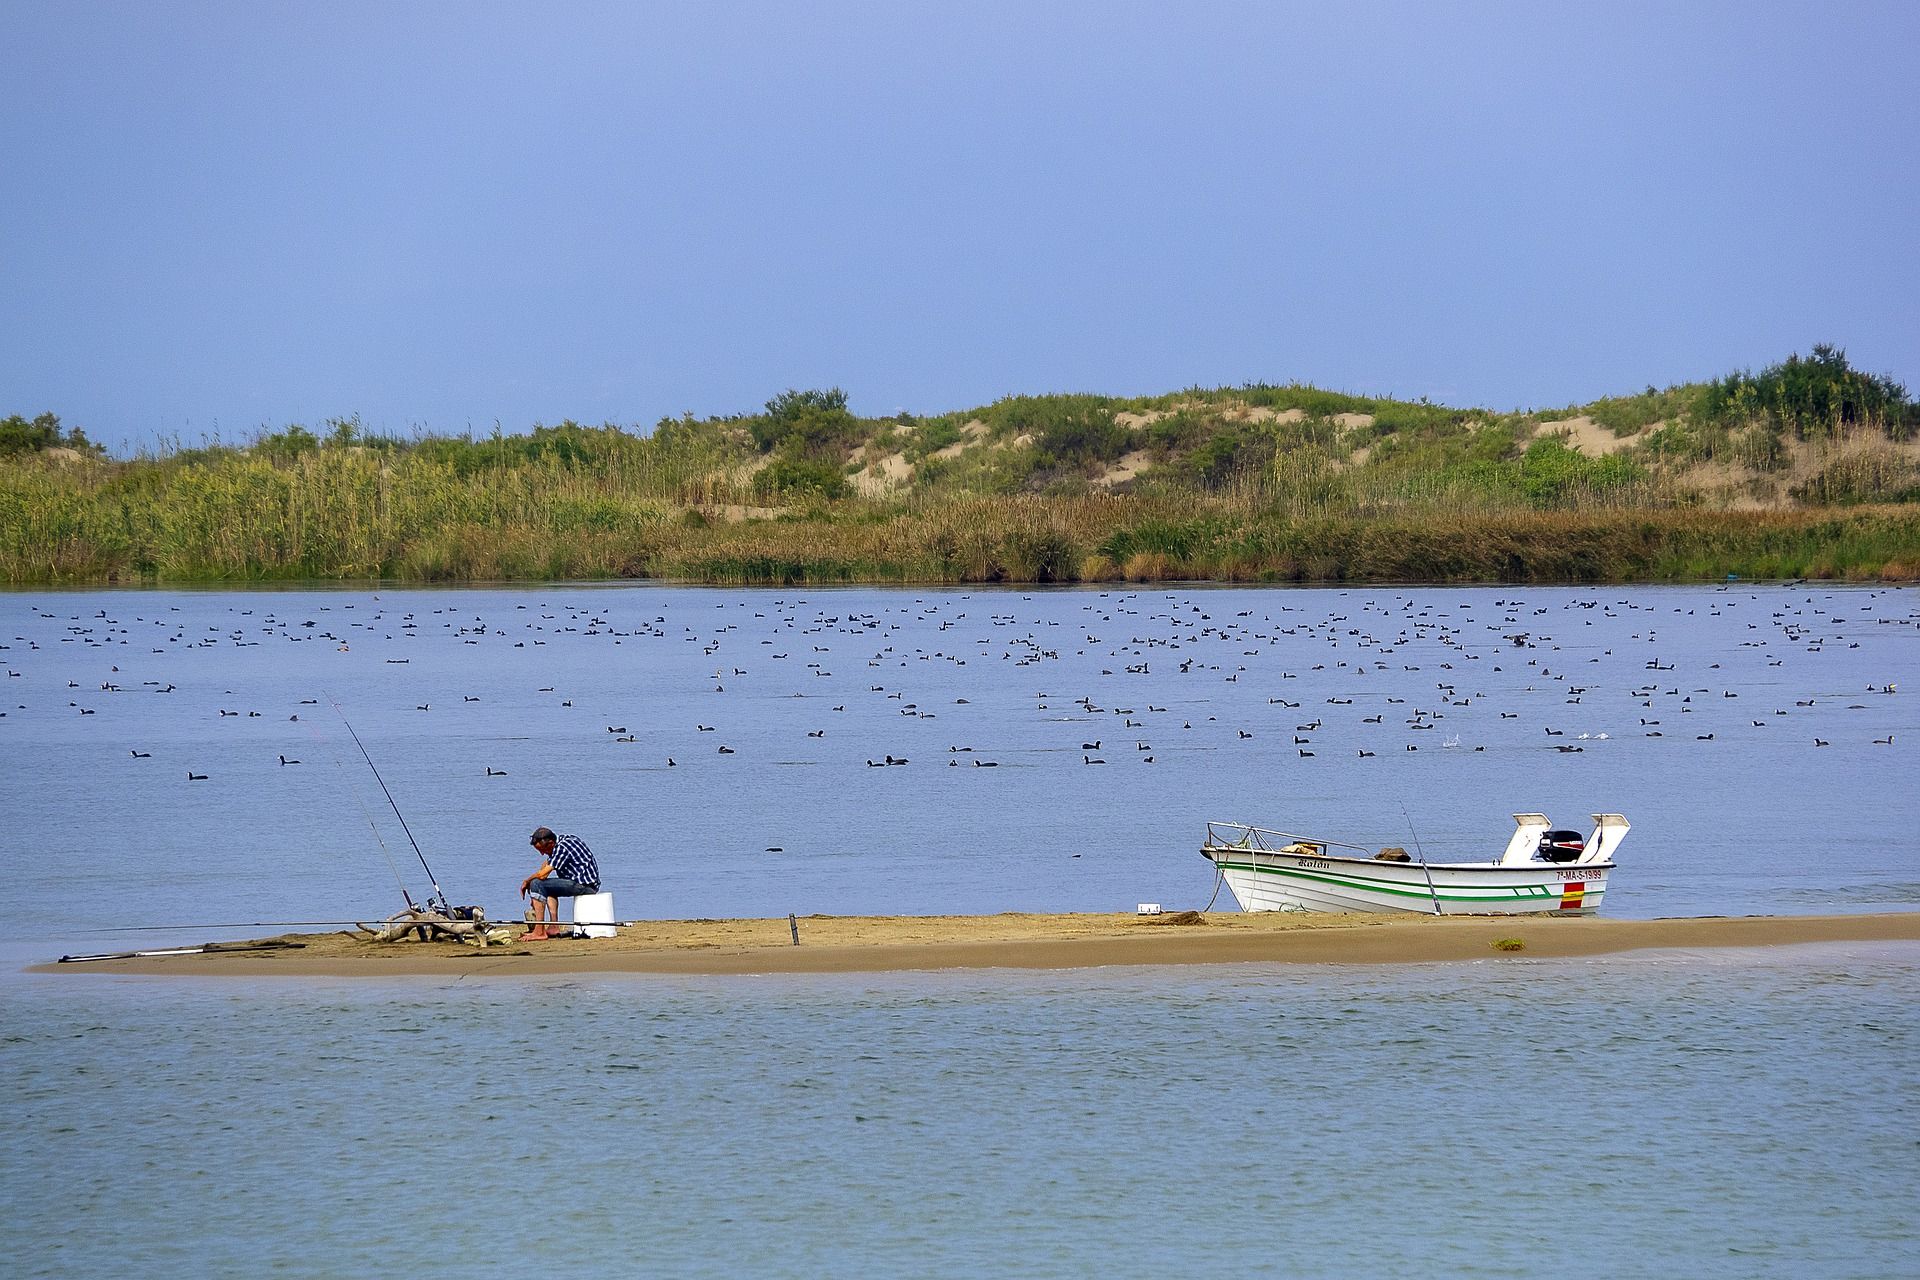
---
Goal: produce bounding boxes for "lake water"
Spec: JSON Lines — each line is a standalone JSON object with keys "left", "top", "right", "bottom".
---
{"left": 6, "top": 948, "right": 1918, "bottom": 1277}
{"left": 3, "top": 583, "right": 1917, "bottom": 1275}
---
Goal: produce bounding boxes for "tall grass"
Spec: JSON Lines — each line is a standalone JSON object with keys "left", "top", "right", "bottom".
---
{"left": 0, "top": 448, "right": 676, "bottom": 582}
{"left": 627, "top": 503, "right": 1920, "bottom": 586}
{"left": 6, "top": 440, "right": 1917, "bottom": 586}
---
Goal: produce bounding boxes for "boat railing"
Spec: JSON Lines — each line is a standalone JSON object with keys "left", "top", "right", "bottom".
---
{"left": 1203, "top": 822, "right": 1374, "bottom": 858}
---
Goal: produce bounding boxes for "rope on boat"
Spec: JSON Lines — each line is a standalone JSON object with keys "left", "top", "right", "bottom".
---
{"left": 1201, "top": 857, "right": 1227, "bottom": 913}
{"left": 1401, "top": 804, "right": 1444, "bottom": 917}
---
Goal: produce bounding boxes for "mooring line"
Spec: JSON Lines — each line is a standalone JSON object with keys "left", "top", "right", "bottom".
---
{"left": 1401, "top": 803, "right": 1444, "bottom": 917}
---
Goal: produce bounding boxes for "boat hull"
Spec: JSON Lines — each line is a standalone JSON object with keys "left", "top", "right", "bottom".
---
{"left": 1203, "top": 846, "right": 1612, "bottom": 916}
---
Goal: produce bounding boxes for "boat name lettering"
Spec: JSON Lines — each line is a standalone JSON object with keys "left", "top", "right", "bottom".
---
{"left": 1297, "top": 857, "right": 1332, "bottom": 870}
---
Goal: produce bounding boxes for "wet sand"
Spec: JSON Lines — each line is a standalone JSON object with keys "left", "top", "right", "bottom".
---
{"left": 35, "top": 910, "right": 1920, "bottom": 977}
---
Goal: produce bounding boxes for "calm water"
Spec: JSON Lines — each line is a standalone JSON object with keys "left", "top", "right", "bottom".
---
{"left": 3, "top": 584, "right": 1917, "bottom": 1275}
{"left": 1, "top": 584, "right": 1915, "bottom": 954}
{"left": 6, "top": 948, "right": 1919, "bottom": 1278}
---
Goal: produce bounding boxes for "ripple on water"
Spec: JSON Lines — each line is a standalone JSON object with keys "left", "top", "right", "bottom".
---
{"left": 6, "top": 950, "right": 1912, "bottom": 1275}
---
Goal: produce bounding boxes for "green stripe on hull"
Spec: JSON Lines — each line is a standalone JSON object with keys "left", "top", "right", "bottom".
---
{"left": 1210, "top": 857, "right": 1607, "bottom": 904}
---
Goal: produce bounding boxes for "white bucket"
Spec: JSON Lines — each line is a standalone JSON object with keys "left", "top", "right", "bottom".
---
{"left": 567, "top": 892, "right": 617, "bottom": 939}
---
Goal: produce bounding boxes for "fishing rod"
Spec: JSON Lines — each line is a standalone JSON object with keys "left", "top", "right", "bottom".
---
{"left": 59, "top": 918, "right": 640, "bottom": 962}
{"left": 58, "top": 942, "right": 307, "bottom": 964}
{"left": 75, "top": 918, "right": 643, "bottom": 933}
{"left": 76, "top": 919, "right": 491, "bottom": 933}
{"left": 326, "top": 691, "right": 448, "bottom": 912}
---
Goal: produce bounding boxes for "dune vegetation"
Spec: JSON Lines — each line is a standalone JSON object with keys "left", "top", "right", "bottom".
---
{"left": 3, "top": 347, "right": 1917, "bottom": 586}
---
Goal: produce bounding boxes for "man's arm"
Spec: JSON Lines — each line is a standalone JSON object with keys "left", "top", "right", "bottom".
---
{"left": 520, "top": 860, "right": 555, "bottom": 894}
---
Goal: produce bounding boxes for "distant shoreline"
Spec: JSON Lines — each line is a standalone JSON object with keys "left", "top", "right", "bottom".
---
{"left": 5, "top": 504, "right": 1918, "bottom": 588}
{"left": 34, "top": 911, "right": 1920, "bottom": 978}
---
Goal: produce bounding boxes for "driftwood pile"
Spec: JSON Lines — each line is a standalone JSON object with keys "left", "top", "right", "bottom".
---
{"left": 356, "top": 906, "right": 515, "bottom": 947}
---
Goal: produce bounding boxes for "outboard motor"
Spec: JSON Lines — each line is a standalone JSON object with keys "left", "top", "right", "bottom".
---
{"left": 1537, "top": 830, "right": 1586, "bottom": 863}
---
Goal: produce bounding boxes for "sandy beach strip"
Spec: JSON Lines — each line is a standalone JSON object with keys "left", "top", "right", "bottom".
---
{"left": 33, "top": 910, "right": 1920, "bottom": 977}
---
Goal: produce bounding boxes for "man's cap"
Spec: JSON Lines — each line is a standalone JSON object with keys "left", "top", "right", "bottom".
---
{"left": 530, "top": 826, "right": 556, "bottom": 845}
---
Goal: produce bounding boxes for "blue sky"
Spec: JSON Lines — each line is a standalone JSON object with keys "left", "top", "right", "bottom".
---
{"left": 4, "top": 1, "right": 1916, "bottom": 453}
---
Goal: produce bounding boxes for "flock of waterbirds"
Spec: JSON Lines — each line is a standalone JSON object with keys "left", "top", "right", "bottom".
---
{"left": 2, "top": 587, "right": 1908, "bottom": 801}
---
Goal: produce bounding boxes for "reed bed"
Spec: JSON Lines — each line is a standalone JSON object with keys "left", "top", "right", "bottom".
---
{"left": 5, "top": 451, "right": 1917, "bottom": 587}
{"left": 662, "top": 504, "right": 1916, "bottom": 586}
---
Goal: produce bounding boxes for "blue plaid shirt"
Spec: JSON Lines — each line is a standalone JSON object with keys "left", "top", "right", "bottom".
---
{"left": 549, "top": 834, "right": 600, "bottom": 888}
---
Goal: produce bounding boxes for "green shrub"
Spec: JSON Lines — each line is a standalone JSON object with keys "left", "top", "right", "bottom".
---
{"left": 1696, "top": 345, "right": 1915, "bottom": 441}
{"left": 1584, "top": 389, "right": 1683, "bottom": 435}
{"left": 252, "top": 424, "right": 320, "bottom": 462}
{"left": 1235, "top": 384, "right": 1373, "bottom": 418}
{"left": 1181, "top": 424, "right": 1275, "bottom": 489}
{"left": 1141, "top": 409, "right": 1214, "bottom": 459}
{"left": 754, "top": 456, "right": 849, "bottom": 501}
{"left": 0, "top": 412, "right": 102, "bottom": 457}
{"left": 749, "top": 388, "right": 865, "bottom": 457}
{"left": 906, "top": 417, "right": 963, "bottom": 461}
{"left": 1099, "top": 518, "right": 1217, "bottom": 562}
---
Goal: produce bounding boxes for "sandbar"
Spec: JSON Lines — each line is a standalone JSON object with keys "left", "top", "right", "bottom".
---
{"left": 32, "top": 910, "right": 1920, "bottom": 977}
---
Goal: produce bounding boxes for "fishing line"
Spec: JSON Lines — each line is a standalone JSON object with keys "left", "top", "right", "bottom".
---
{"left": 326, "top": 691, "right": 447, "bottom": 910}
{"left": 340, "top": 765, "right": 414, "bottom": 907}
{"left": 303, "top": 707, "right": 415, "bottom": 909}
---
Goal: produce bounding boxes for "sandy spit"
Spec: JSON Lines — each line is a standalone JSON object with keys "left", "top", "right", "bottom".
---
{"left": 33, "top": 911, "right": 1920, "bottom": 978}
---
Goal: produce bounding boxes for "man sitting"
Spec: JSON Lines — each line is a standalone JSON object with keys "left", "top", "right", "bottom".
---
{"left": 520, "top": 826, "right": 601, "bottom": 940}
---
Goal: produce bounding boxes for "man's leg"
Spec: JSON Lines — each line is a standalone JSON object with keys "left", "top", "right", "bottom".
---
{"left": 545, "top": 895, "right": 561, "bottom": 938}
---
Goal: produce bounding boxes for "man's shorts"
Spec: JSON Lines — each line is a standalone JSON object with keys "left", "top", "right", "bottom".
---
{"left": 529, "top": 876, "right": 596, "bottom": 898}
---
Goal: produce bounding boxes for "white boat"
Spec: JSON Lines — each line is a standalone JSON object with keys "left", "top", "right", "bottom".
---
{"left": 1201, "top": 813, "right": 1629, "bottom": 916}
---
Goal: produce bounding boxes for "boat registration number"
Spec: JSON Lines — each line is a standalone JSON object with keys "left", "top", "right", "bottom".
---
{"left": 1559, "top": 867, "right": 1606, "bottom": 881}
